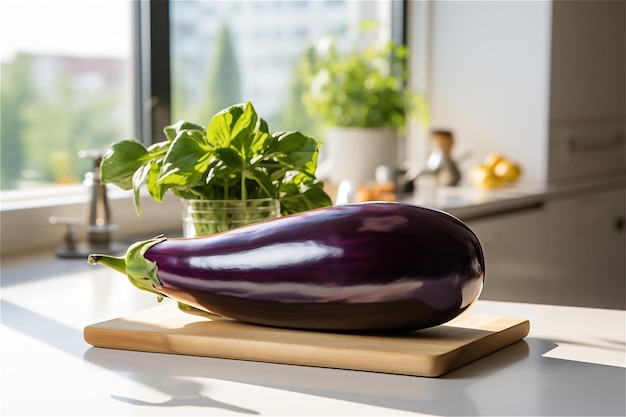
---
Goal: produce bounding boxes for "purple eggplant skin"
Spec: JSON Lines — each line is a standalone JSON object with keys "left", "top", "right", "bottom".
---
{"left": 88, "top": 202, "right": 485, "bottom": 332}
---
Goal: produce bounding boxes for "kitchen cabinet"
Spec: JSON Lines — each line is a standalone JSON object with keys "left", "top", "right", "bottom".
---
{"left": 465, "top": 185, "right": 625, "bottom": 309}
{"left": 464, "top": 202, "right": 549, "bottom": 305}
{"left": 544, "top": 187, "right": 625, "bottom": 309}
{"left": 547, "top": 0, "right": 625, "bottom": 183}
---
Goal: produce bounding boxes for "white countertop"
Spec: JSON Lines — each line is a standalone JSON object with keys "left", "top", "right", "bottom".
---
{"left": 2, "top": 254, "right": 625, "bottom": 416}
{"left": 409, "top": 175, "right": 625, "bottom": 221}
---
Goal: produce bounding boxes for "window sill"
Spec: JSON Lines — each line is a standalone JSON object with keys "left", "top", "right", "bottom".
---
{"left": 1, "top": 186, "right": 182, "bottom": 260}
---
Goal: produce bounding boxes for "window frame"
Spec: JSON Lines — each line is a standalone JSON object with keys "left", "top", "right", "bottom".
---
{"left": 141, "top": 0, "right": 171, "bottom": 145}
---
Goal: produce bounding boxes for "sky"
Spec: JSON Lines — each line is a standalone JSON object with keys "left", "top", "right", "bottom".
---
{"left": 0, "top": 0, "right": 132, "bottom": 62}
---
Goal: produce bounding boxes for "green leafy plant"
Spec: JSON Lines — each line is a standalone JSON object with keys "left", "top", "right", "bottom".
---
{"left": 100, "top": 101, "right": 332, "bottom": 219}
{"left": 297, "top": 22, "right": 427, "bottom": 130}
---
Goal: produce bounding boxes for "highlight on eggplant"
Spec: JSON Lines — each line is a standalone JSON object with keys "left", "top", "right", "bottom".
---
{"left": 88, "top": 202, "right": 485, "bottom": 331}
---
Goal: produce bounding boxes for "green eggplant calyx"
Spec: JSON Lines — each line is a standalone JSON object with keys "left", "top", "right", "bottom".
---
{"left": 88, "top": 235, "right": 168, "bottom": 300}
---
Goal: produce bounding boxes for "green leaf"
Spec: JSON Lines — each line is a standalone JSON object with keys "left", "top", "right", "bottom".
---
{"left": 146, "top": 141, "right": 171, "bottom": 160}
{"left": 206, "top": 162, "right": 239, "bottom": 192}
{"left": 172, "top": 186, "right": 207, "bottom": 200}
{"left": 280, "top": 184, "right": 332, "bottom": 215}
{"left": 271, "top": 131, "right": 319, "bottom": 173}
{"left": 246, "top": 169, "right": 278, "bottom": 199}
{"left": 214, "top": 148, "right": 243, "bottom": 168}
{"left": 277, "top": 170, "right": 331, "bottom": 215}
{"left": 100, "top": 139, "right": 151, "bottom": 190}
{"left": 248, "top": 129, "right": 271, "bottom": 157}
{"left": 163, "top": 120, "right": 205, "bottom": 142}
{"left": 146, "top": 160, "right": 167, "bottom": 202}
{"left": 132, "top": 163, "right": 150, "bottom": 216}
{"left": 206, "top": 103, "right": 245, "bottom": 147}
{"left": 230, "top": 102, "right": 258, "bottom": 153}
{"left": 158, "top": 129, "right": 213, "bottom": 187}
{"left": 258, "top": 118, "right": 270, "bottom": 134}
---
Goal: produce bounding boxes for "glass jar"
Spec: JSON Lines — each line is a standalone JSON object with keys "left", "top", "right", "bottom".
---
{"left": 181, "top": 198, "right": 281, "bottom": 237}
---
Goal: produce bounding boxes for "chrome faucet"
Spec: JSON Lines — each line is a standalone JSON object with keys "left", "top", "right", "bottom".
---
{"left": 49, "top": 150, "right": 122, "bottom": 258}
{"left": 80, "top": 149, "right": 114, "bottom": 245}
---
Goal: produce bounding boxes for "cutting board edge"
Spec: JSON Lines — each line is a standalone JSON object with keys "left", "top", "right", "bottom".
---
{"left": 429, "top": 317, "right": 531, "bottom": 377}
{"left": 83, "top": 326, "right": 442, "bottom": 377}
{"left": 83, "top": 312, "right": 531, "bottom": 378}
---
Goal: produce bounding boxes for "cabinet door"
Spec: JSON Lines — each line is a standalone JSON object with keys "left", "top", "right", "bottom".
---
{"left": 464, "top": 204, "right": 548, "bottom": 304}
{"left": 548, "top": 0, "right": 625, "bottom": 182}
{"left": 545, "top": 187, "right": 625, "bottom": 309}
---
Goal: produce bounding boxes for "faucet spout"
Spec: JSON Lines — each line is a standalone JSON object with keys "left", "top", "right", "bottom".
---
{"left": 80, "top": 150, "right": 113, "bottom": 245}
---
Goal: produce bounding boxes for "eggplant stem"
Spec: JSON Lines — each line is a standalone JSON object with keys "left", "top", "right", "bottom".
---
{"left": 88, "top": 254, "right": 127, "bottom": 275}
{"left": 88, "top": 235, "right": 166, "bottom": 298}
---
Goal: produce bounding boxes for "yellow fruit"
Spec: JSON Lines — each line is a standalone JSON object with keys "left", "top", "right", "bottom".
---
{"left": 471, "top": 164, "right": 503, "bottom": 189}
{"left": 494, "top": 160, "right": 521, "bottom": 182}
{"left": 483, "top": 153, "right": 505, "bottom": 171}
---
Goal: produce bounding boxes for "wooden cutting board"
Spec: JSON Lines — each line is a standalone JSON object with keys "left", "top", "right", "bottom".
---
{"left": 84, "top": 302, "right": 529, "bottom": 377}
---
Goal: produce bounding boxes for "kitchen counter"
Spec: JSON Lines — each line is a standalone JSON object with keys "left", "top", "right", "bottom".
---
{"left": 409, "top": 175, "right": 625, "bottom": 221}
{"left": 2, "top": 254, "right": 624, "bottom": 416}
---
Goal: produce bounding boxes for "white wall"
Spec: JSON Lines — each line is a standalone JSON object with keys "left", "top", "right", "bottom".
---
{"left": 409, "top": 1, "right": 553, "bottom": 184}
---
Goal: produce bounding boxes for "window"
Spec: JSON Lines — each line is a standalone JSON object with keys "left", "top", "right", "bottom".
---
{"left": 169, "top": 0, "right": 398, "bottom": 142}
{"left": 0, "top": 0, "right": 404, "bottom": 257}
{"left": 1, "top": 0, "right": 400, "bottom": 193}
{"left": 1, "top": 0, "right": 135, "bottom": 192}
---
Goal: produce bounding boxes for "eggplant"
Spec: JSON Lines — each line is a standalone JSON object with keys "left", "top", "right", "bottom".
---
{"left": 88, "top": 202, "right": 485, "bottom": 331}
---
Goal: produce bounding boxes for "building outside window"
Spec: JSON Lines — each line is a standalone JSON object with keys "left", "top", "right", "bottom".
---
{"left": 170, "top": 0, "right": 393, "bottom": 141}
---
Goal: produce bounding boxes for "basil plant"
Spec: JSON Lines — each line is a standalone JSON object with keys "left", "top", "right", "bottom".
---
{"left": 100, "top": 101, "right": 332, "bottom": 217}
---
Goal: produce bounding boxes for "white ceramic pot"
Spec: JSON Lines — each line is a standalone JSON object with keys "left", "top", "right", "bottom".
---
{"left": 319, "top": 127, "right": 400, "bottom": 187}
